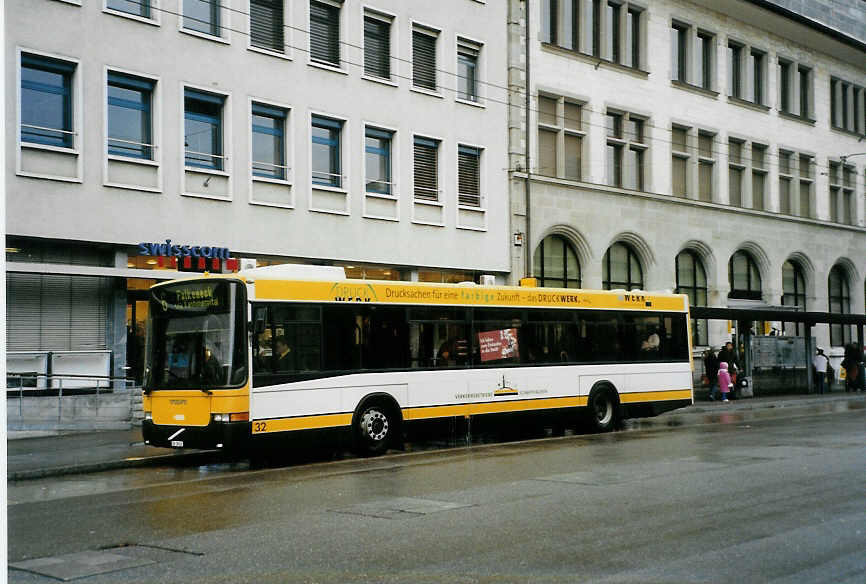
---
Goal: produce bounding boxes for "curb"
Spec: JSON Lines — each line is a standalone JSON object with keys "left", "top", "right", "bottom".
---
{"left": 8, "top": 450, "right": 222, "bottom": 482}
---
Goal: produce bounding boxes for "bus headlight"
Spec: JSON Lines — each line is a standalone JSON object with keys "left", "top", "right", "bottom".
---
{"left": 144, "top": 411, "right": 152, "bottom": 420}
{"left": 212, "top": 413, "right": 230, "bottom": 423}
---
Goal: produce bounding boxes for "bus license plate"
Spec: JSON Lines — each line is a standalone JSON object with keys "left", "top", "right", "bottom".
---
{"left": 171, "top": 440, "right": 184, "bottom": 448}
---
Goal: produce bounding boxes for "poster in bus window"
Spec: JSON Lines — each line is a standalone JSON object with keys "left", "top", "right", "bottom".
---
{"left": 478, "top": 328, "right": 519, "bottom": 362}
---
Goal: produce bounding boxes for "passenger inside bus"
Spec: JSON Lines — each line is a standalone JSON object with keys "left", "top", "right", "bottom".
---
{"left": 274, "top": 336, "right": 295, "bottom": 372}
{"left": 201, "top": 345, "right": 222, "bottom": 385}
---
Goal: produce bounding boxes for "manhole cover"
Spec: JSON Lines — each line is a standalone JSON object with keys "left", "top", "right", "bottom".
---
{"left": 10, "top": 550, "right": 155, "bottom": 581}
{"left": 334, "top": 497, "right": 473, "bottom": 519}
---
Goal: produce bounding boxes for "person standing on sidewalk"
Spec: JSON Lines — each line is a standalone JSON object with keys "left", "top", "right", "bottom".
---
{"left": 704, "top": 348, "right": 720, "bottom": 401}
{"left": 718, "top": 342, "right": 740, "bottom": 398}
{"left": 717, "top": 362, "right": 733, "bottom": 402}
{"left": 813, "top": 348, "right": 829, "bottom": 395}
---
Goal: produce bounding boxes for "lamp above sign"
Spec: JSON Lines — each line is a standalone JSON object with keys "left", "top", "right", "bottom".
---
{"left": 137, "top": 239, "right": 238, "bottom": 272}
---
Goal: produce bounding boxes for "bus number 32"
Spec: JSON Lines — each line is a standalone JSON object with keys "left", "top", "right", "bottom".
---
{"left": 253, "top": 421, "right": 268, "bottom": 433}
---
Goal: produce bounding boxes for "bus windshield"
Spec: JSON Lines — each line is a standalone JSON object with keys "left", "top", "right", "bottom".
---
{"left": 144, "top": 279, "right": 247, "bottom": 390}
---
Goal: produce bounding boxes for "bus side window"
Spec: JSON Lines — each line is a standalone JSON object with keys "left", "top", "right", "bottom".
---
{"left": 272, "top": 305, "right": 322, "bottom": 372}
{"left": 252, "top": 306, "right": 274, "bottom": 375}
{"left": 408, "top": 308, "right": 468, "bottom": 368}
{"left": 473, "top": 309, "right": 523, "bottom": 366}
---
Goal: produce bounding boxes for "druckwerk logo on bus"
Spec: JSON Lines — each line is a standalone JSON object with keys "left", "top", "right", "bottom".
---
{"left": 330, "top": 282, "right": 378, "bottom": 303}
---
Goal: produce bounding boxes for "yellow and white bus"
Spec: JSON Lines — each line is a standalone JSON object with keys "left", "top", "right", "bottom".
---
{"left": 142, "top": 265, "right": 693, "bottom": 455}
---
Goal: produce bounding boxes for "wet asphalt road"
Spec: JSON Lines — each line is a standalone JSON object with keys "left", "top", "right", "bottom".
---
{"left": 8, "top": 407, "right": 866, "bottom": 583}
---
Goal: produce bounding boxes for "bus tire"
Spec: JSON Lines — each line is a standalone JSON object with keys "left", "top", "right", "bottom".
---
{"left": 353, "top": 398, "right": 401, "bottom": 457}
{"left": 586, "top": 386, "right": 620, "bottom": 433}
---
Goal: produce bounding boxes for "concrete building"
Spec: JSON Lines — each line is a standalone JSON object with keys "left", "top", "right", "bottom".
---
{"left": 5, "top": 0, "right": 511, "bottom": 384}
{"left": 508, "top": 0, "right": 866, "bottom": 361}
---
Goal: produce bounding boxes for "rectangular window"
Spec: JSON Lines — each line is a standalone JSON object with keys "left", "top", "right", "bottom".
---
{"left": 798, "top": 155, "right": 812, "bottom": 217}
{"left": 607, "top": 2, "right": 620, "bottom": 63}
{"left": 778, "top": 60, "right": 791, "bottom": 113}
{"left": 749, "top": 49, "right": 764, "bottom": 104}
{"left": 564, "top": 133, "right": 582, "bottom": 180}
{"left": 798, "top": 66, "right": 810, "bottom": 118}
{"left": 413, "top": 137, "right": 439, "bottom": 201}
{"left": 412, "top": 29, "right": 437, "bottom": 91}
{"left": 538, "top": 128, "right": 557, "bottom": 177}
{"left": 310, "top": 0, "right": 340, "bottom": 67}
{"left": 458, "top": 145, "right": 481, "bottom": 207}
{"left": 830, "top": 78, "right": 838, "bottom": 127}
{"left": 108, "top": 0, "right": 150, "bottom": 18}
{"left": 365, "top": 127, "right": 392, "bottom": 195}
{"left": 251, "top": 103, "right": 287, "bottom": 180}
{"left": 778, "top": 151, "right": 792, "bottom": 214}
{"left": 184, "top": 89, "right": 224, "bottom": 170}
{"left": 107, "top": 72, "right": 154, "bottom": 159}
{"left": 696, "top": 32, "right": 713, "bottom": 90}
{"left": 728, "top": 139, "right": 743, "bottom": 207}
{"left": 251, "top": 0, "right": 285, "bottom": 53}
{"left": 606, "top": 143, "right": 622, "bottom": 187}
{"left": 363, "top": 14, "right": 391, "bottom": 79}
{"left": 842, "top": 165, "right": 855, "bottom": 225}
{"left": 752, "top": 144, "right": 766, "bottom": 210}
{"left": 311, "top": 115, "right": 342, "bottom": 188}
{"left": 457, "top": 40, "right": 480, "bottom": 102}
{"left": 541, "top": 0, "right": 558, "bottom": 44}
{"left": 627, "top": 8, "right": 641, "bottom": 68}
{"left": 698, "top": 132, "right": 714, "bottom": 202}
{"left": 562, "top": 0, "right": 578, "bottom": 51}
{"left": 184, "top": 0, "right": 220, "bottom": 36}
{"left": 671, "top": 126, "right": 688, "bottom": 197}
{"left": 589, "top": 0, "right": 601, "bottom": 57}
{"left": 728, "top": 42, "right": 741, "bottom": 98}
{"left": 671, "top": 23, "right": 687, "bottom": 82}
{"left": 20, "top": 54, "right": 75, "bottom": 148}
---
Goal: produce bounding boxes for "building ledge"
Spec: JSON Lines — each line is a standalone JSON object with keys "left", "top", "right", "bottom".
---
{"left": 727, "top": 96, "right": 771, "bottom": 113}
{"left": 513, "top": 172, "right": 866, "bottom": 234}
{"left": 778, "top": 110, "right": 816, "bottom": 126}
{"left": 671, "top": 80, "right": 719, "bottom": 99}
{"left": 540, "top": 43, "right": 649, "bottom": 79}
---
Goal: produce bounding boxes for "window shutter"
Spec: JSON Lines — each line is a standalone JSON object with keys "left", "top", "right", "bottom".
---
{"left": 412, "top": 30, "right": 437, "bottom": 90}
{"left": 7, "top": 274, "right": 108, "bottom": 352}
{"left": 538, "top": 129, "right": 557, "bottom": 176}
{"left": 364, "top": 16, "right": 390, "bottom": 79}
{"left": 7, "top": 274, "right": 42, "bottom": 352}
{"left": 310, "top": 1, "right": 340, "bottom": 66}
{"left": 458, "top": 146, "right": 481, "bottom": 206}
{"left": 414, "top": 138, "right": 438, "bottom": 201}
{"left": 251, "top": 0, "right": 284, "bottom": 53}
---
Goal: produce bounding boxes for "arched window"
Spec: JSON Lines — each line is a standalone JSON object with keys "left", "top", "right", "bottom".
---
{"left": 533, "top": 235, "right": 581, "bottom": 288}
{"left": 728, "top": 251, "right": 762, "bottom": 300}
{"left": 828, "top": 265, "right": 851, "bottom": 347}
{"left": 603, "top": 242, "right": 643, "bottom": 290}
{"left": 781, "top": 261, "right": 807, "bottom": 335}
{"left": 675, "top": 250, "right": 708, "bottom": 346}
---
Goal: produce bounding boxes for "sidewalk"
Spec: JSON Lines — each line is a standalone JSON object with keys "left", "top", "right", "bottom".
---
{"left": 6, "top": 428, "right": 218, "bottom": 481}
{"left": 7, "top": 393, "right": 865, "bottom": 481}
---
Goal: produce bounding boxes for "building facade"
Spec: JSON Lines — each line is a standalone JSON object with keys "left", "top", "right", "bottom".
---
{"left": 508, "top": 0, "right": 866, "bottom": 358}
{"left": 5, "top": 0, "right": 510, "bottom": 383}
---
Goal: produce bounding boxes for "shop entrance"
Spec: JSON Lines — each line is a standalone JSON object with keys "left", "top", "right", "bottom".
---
{"left": 126, "top": 280, "right": 155, "bottom": 384}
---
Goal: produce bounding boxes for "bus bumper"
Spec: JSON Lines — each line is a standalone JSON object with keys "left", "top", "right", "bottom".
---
{"left": 142, "top": 420, "right": 250, "bottom": 451}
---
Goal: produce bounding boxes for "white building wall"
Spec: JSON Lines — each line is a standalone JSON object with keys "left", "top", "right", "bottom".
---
{"left": 6, "top": 0, "right": 511, "bottom": 274}
{"left": 512, "top": 0, "right": 866, "bottom": 352}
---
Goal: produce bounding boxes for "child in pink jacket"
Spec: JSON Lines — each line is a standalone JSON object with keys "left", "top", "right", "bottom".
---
{"left": 717, "top": 361, "right": 733, "bottom": 402}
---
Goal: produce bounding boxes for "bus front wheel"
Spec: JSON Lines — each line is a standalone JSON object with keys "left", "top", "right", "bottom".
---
{"left": 354, "top": 402, "right": 398, "bottom": 456}
{"left": 587, "top": 388, "right": 619, "bottom": 433}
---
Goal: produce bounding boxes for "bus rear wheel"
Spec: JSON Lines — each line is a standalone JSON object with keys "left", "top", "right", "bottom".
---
{"left": 354, "top": 403, "right": 397, "bottom": 456}
{"left": 587, "top": 388, "right": 619, "bottom": 433}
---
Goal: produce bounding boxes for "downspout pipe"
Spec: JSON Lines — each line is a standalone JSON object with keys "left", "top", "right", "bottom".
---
{"left": 524, "top": 0, "right": 532, "bottom": 279}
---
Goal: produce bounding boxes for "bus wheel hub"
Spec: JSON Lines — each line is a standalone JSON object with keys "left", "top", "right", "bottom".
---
{"left": 362, "top": 410, "right": 388, "bottom": 441}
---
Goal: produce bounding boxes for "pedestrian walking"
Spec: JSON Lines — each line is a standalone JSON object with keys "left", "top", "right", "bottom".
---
{"left": 717, "top": 362, "right": 733, "bottom": 402}
{"left": 841, "top": 343, "right": 865, "bottom": 393}
{"left": 812, "top": 348, "right": 829, "bottom": 395}
{"left": 704, "top": 348, "right": 720, "bottom": 401}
